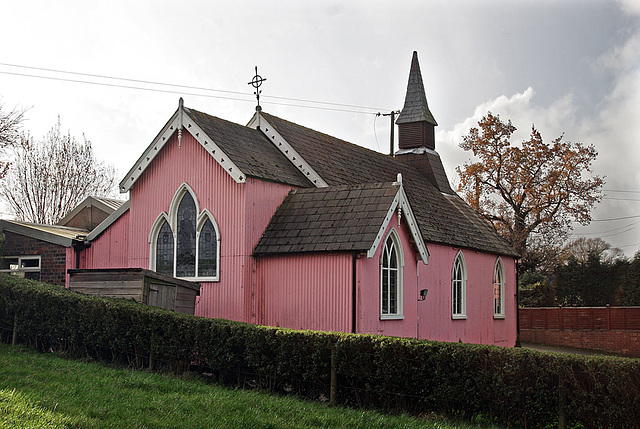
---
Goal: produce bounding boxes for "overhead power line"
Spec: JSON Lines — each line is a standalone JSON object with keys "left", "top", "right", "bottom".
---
{"left": 590, "top": 214, "right": 640, "bottom": 222}
{"left": 0, "top": 62, "right": 389, "bottom": 114}
{"left": 603, "top": 189, "right": 640, "bottom": 194}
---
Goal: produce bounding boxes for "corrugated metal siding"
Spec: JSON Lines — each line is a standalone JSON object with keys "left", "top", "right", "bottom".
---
{"left": 109, "top": 130, "right": 295, "bottom": 323}
{"left": 255, "top": 252, "right": 352, "bottom": 332}
{"left": 81, "top": 210, "right": 130, "bottom": 269}
{"left": 127, "top": 131, "right": 247, "bottom": 321}
{"left": 65, "top": 247, "right": 75, "bottom": 287}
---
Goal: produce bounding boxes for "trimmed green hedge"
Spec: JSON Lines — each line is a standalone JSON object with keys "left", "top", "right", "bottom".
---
{"left": 1, "top": 274, "right": 639, "bottom": 428}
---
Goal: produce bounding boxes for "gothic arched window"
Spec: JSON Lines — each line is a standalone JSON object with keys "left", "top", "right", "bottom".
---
{"left": 381, "top": 230, "right": 403, "bottom": 319}
{"left": 150, "top": 184, "right": 220, "bottom": 281}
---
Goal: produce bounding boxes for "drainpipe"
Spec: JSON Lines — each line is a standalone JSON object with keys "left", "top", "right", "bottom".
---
{"left": 516, "top": 259, "right": 520, "bottom": 340}
{"left": 72, "top": 235, "right": 91, "bottom": 269}
{"left": 352, "top": 253, "right": 358, "bottom": 333}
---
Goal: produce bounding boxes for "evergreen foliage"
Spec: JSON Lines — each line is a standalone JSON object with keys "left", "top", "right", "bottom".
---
{"left": 1, "top": 275, "right": 639, "bottom": 428}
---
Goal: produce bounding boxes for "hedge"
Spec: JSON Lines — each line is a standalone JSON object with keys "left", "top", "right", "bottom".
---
{"left": 1, "top": 274, "right": 639, "bottom": 428}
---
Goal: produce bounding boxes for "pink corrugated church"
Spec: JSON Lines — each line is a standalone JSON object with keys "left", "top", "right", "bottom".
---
{"left": 79, "top": 52, "right": 518, "bottom": 345}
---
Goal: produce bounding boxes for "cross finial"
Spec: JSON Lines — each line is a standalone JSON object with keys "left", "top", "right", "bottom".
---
{"left": 248, "top": 66, "right": 267, "bottom": 112}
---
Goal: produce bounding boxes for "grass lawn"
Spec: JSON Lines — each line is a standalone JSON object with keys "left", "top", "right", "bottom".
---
{"left": 0, "top": 344, "right": 499, "bottom": 428}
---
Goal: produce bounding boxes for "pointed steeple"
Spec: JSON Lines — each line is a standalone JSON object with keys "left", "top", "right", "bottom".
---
{"left": 396, "top": 51, "right": 437, "bottom": 126}
{"left": 394, "top": 51, "right": 453, "bottom": 194}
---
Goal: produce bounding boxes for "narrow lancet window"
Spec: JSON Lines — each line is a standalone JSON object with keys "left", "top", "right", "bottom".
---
{"left": 156, "top": 220, "right": 174, "bottom": 277}
{"left": 176, "top": 192, "right": 196, "bottom": 277}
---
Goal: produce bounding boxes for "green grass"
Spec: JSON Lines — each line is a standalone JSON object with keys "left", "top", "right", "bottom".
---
{"left": 0, "top": 344, "right": 498, "bottom": 428}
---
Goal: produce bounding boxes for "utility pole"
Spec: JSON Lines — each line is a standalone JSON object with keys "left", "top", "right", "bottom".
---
{"left": 382, "top": 111, "right": 400, "bottom": 156}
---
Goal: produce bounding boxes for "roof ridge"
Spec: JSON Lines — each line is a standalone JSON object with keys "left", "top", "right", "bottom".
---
{"left": 259, "top": 112, "right": 396, "bottom": 158}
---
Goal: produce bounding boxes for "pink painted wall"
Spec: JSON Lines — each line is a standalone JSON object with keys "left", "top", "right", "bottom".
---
{"left": 80, "top": 209, "right": 130, "bottom": 269}
{"left": 356, "top": 213, "right": 420, "bottom": 338}
{"left": 118, "top": 130, "right": 294, "bottom": 323}
{"left": 80, "top": 126, "right": 516, "bottom": 346}
{"left": 416, "top": 243, "right": 516, "bottom": 346}
{"left": 254, "top": 252, "right": 352, "bottom": 332}
{"left": 65, "top": 247, "right": 75, "bottom": 287}
{"left": 356, "top": 212, "right": 517, "bottom": 346}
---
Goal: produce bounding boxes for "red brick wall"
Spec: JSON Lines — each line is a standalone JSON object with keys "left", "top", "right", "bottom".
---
{"left": 520, "top": 328, "right": 640, "bottom": 357}
{"left": 2, "top": 231, "right": 69, "bottom": 286}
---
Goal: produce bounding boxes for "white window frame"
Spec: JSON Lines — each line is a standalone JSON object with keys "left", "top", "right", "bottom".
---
{"left": 452, "top": 251, "right": 467, "bottom": 319}
{"left": 0, "top": 255, "right": 42, "bottom": 279}
{"left": 493, "top": 257, "right": 506, "bottom": 319}
{"left": 380, "top": 229, "right": 404, "bottom": 320}
{"left": 149, "top": 183, "right": 220, "bottom": 282}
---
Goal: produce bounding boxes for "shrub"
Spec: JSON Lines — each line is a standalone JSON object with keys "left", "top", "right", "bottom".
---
{"left": 1, "top": 274, "right": 639, "bottom": 428}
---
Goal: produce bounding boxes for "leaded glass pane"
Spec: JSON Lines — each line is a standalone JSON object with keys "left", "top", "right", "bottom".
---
{"left": 198, "top": 219, "right": 217, "bottom": 277}
{"left": 390, "top": 242, "right": 397, "bottom": 268}
{"left": 494, "top": 262, "right": 503, "bottom": 314}
{"left": 176, "top": 193, "right": 196, "bottom": 277}
{"left": 389, "top": 269, "right": 397, "bottom": 313}
{"left": 382, "top": 272, "right": 389, "bottom": 314}
{"left": 156, "top": 220, "right": 174, "bottom": 276}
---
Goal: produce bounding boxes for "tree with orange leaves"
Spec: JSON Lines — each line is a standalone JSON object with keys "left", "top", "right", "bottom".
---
{"left": 457, "top": 112, "right": 604, "bottom": 264}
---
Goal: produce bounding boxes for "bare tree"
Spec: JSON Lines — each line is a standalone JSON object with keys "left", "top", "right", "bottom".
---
{"left": 0, "top": 100, "right": 27, "bottom": 178}
{"left": 1, "top": 117, "right": 118, "bottom": 224}
{"left": 559, "top": 237, "right": 625, "bottom": 265}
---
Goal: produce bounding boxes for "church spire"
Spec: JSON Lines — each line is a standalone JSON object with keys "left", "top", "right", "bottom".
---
{"left": 396, "top": 51, "right": 437, "bottom": 126}
{"left": 394, "top": 51, "right": 453, "bottom": 194}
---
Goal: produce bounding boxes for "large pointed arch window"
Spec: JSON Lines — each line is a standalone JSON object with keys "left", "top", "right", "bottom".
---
{"left": 176, "top": 192, "right": 196, "bottom": 277}
{"left": 381, "top": 230, "right": 404, "bottom": 319}
{"left": 452, "top": 251, "right": 467, "bottom": 319}
{"left": 493, "top": 258, "right": 505, "bottom": 318}
{"left": 150, "top": 184, "right": 220, "bottom": 281}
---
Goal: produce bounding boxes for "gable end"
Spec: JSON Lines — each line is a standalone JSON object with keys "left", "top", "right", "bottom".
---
{"left": 120, "top": 102, "right": 247, "bottom": 193}
{"left": 247, "top": 112, "right": 328, "bottom": 188}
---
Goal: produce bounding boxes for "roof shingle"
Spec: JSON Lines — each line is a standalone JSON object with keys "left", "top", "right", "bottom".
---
{"left": 254, "top": 183, "right": 399, "bottom": 255}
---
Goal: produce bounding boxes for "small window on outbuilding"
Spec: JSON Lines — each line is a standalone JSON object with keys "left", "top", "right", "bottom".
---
{"left": 0, "top": 255, "right": 41, "bottom": 281}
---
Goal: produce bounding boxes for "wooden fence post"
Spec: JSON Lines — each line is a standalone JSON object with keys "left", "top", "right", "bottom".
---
{"left": 558, "top": 306, "right": 563, "bottom": 331}
{"left": 12, "top": 313, "right": 17, "bottom": 346}
{"left": 330, "top": 347, "right": 337, "bottom": 406}
{"left": 558, "top": 375, "right": 567, "bottom": 429}
{"left": 606, "top": 304, "right": 611, "bottom": 331}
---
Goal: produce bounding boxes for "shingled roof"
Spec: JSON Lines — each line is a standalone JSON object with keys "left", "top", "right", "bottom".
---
{"left": 396, "top": 51, "right": 437, "bottom": 126}
{"left": 254, "top": 182, "right": 400, "bottom": 255}
{"left": 186, "top": 108, "right": 311, "bottom": 187}
{"left": 256, "top": 112, "right": 518, "bottom": 257}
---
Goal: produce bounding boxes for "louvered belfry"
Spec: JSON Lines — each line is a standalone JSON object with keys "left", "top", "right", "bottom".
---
{"left": 395, "top": 51, "right": 453, "bottom": 194}
{"left": 396, "top": 51, "right": 438, "bottom": 150}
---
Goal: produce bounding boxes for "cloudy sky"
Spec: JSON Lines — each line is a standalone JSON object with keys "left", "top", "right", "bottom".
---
{"left": 2, "top": 0, "right": 639, "bottom": 255}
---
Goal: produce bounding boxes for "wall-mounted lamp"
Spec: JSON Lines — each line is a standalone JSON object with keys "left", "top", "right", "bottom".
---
{"left": 419, "top": 289, "right": 428, "bottom": 301}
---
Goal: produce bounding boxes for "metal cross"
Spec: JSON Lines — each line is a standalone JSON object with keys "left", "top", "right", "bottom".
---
{"left": 248, "top": 66, "right": 266, "bottom": 111}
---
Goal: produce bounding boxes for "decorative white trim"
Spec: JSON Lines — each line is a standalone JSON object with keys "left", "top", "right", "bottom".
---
{"left": 247, "top": 112, "right": 328, "bottom": 188}
{"left": 366, "top": 183, "right": 429, "bottom": 264}
{"left": 120, "top": 101, "right": 246, "bottom": 193}
{"left": 168, "top": 183, "right": 200, "bottom": 223}
{"left": 452, "top": 250, "right": 467, "bottom": 319}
